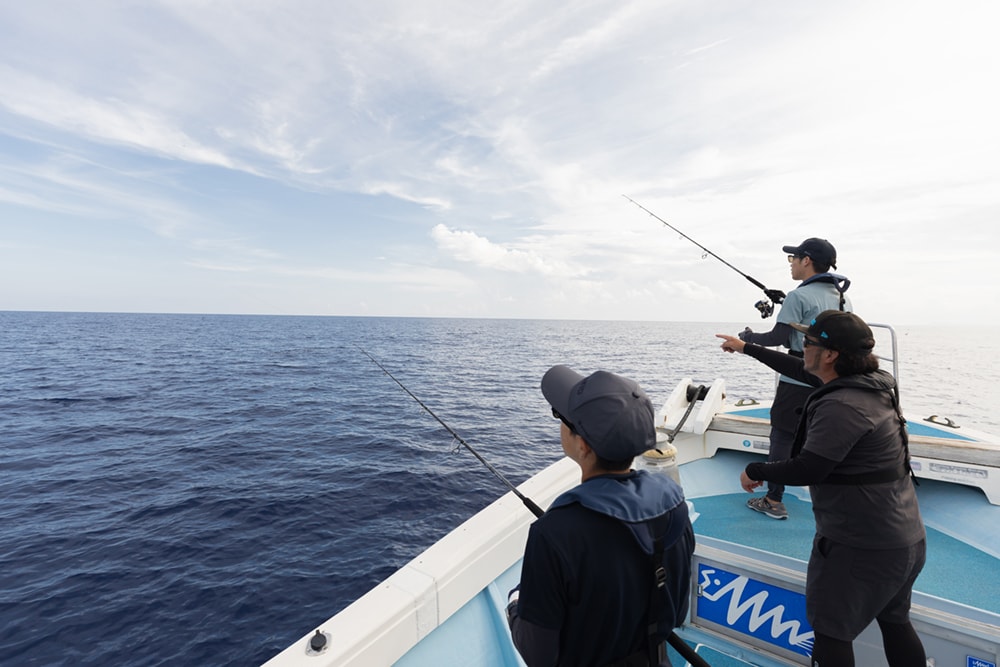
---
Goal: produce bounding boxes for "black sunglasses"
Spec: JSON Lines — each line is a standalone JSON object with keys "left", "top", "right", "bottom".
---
{"left": 803, "top": 336, "right": 831, "bottom": 349}
{"left": 551, "top": 407, "right": 577, "bottom": 432}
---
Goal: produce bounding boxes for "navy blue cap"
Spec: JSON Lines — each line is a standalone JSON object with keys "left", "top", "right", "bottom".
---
{"left": 541, "top": 365, "right": 655, "bottom": 461}
{"left": 782, "top": 238, "right": 837, "bottom": 269}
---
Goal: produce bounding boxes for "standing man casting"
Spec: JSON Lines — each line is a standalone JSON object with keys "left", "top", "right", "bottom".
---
{"left": 507, "top": 366, "right": 695, "bottom": 667}
{"left": 717, "top": 311, "right": 926, "bottom": 667}
{"left": 736, "top": 238, "right": 851, "bottom": 520}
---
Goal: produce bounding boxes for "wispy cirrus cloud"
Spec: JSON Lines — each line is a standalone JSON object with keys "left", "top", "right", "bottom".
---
{"left": 1, "top": 0, "right": 998, "bottom": 324}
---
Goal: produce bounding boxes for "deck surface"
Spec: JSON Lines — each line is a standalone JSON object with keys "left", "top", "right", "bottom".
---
{"left": 687, "top": 451, "right": 1000, "bottom": 615}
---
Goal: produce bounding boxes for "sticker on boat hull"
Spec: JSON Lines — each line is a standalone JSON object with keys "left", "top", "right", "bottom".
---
{"left": 742, "top": 439, "right": 769, "bottom": 451}
{"left": 695, "top": 562, "right": 813, "bottom": 659}
{"left": 928, "top": 462, "right": 988, "bottom": 479}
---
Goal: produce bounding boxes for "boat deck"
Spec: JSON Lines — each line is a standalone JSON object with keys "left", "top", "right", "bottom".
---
{"left": 675, "top": 450, "right": 1000, "bottom": 665}
{"left": 687, "top": 460, "right": 1000, "bottom": 614}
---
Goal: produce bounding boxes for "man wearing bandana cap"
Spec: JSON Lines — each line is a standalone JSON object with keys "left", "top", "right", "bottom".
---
{"left": 717, "top": 311, "right": 926, "bottom": 667}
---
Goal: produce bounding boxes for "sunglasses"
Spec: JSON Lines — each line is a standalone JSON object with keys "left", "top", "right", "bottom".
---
{"left": 551, "top": 407, "right": 577, "bottom": 432}
{"left": 803, "top": 336, "right": 831, "bottom": 349}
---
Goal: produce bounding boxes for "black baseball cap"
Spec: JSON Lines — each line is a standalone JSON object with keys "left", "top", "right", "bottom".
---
{"left": 790, "top": 310, "right": 874, "bottom": 353}
{"left": 782, "top": 238, "right": 837, "bottom": 269}
{"left": 541, "top": 365, "right": 655, "bottom": 461}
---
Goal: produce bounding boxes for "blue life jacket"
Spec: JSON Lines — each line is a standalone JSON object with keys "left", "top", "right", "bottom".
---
{"left": 802, "top": 272, "right": 851, "bottom": 310}
{"left": 549, "top": 470, "right": 687, "bottom": 554}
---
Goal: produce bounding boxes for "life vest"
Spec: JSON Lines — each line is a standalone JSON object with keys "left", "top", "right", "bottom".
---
{"left": 549, "top": 471, "right": 687, "bottom": 553}
{"left": 790, "top": 370, "right": 915, "bottom": 484}
{"left": 801, "top": 272, "right": 851, "bottom": 311}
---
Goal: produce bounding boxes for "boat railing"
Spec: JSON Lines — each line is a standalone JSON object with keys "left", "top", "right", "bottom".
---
{"left": 868, "top": 322, "right": 899, "bottom": 385}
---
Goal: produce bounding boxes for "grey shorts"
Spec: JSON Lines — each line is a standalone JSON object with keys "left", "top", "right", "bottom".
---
{"left": 805, "top": 535, "right": 926, "bottom": 641}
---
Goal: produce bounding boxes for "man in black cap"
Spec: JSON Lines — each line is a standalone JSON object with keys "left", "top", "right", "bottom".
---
{"left": 734, "top": 238, "right": 852, "bottom": 520}
{"left": 717, "top": 311, "right": 926, "bottom": 667}
{"left": 506, "top": 366, "right": 695, "bottom": 667}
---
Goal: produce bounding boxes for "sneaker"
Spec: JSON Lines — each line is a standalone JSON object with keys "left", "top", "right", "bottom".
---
{"left": 747, "top": 496, "right": 788, "bottom": 520}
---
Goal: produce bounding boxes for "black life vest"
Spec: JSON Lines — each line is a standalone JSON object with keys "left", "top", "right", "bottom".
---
{"left": 790, "top": 370, "right": 916, "bottom": 485}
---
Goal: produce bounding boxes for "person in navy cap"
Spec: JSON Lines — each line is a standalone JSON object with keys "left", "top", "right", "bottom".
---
{"left": 732, "top": 237, "right": 852, "bottom": 520}
{"left": 507, "top": 366, "right": 695, "bottom": 667}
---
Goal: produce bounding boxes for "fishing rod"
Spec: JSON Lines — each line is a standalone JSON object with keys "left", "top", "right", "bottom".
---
{"left": 360, "top": 348, "right": 713, "bottom": 667}
{"left": 623, "top": 195, "right": 786, "bottom": 318}
{"left": 358, "top": 347, "right": 545, "bottom": 518}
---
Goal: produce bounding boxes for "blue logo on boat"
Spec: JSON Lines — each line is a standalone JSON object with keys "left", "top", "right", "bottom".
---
{"left": 697, "top": 563, "right": 814, "bottom": 657}
{"left": 968, "top": 657, "right": 996, "bottom": 667}
{"left": 742, "top": 439, "right": 751, "bottom": 448}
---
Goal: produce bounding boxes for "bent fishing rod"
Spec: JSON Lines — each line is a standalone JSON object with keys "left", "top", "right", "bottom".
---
{"left": 623, "top": 195, "right": 785, "bottom": 318}
{"left": 360, "top": 348, "right": 713, "bottom": 667}
{"left": 358, "top": 347, "right": 545, "bottom": 518}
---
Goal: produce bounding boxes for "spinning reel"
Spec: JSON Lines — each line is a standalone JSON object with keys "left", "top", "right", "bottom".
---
{"left": 754, "top": 288, "right": 786, "bottom": 318}
{"left": 754, "top": 299, "right": 775, "bottom": 319}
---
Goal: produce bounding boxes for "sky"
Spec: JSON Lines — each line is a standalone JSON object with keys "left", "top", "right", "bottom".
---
{"left": 1, "top": 0, "right": 998, "bottom": 325}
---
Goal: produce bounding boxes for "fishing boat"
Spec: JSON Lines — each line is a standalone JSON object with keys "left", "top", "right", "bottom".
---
{"left": 264, "top": 324, "right": 1000, "bottom": 667}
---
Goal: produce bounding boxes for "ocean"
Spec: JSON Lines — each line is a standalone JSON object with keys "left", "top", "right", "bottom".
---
{"left": 1, "top": 312, "right": 997, "bottom": 666}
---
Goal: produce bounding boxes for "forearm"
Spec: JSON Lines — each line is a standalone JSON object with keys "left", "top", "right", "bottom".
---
{"left": 508, "top": 610, "right": 560, "bottom": 666}
{"left": 743, "top": 344, "right": 822, "bottom": 387}
{"left": 745, "top": 449, "right": 838, "bottom": 486}
{"left": 741, "top": 322, "right": 793, "bottom": 347}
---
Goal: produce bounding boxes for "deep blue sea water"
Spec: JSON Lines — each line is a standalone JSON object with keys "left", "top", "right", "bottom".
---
{"left": 1, "top": 312, "right": 996, "bottom": 666}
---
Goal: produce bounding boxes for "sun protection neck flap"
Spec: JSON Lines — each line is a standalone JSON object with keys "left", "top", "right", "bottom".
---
{"left": 549, "top": 470, "right": 686, "bottom": 555}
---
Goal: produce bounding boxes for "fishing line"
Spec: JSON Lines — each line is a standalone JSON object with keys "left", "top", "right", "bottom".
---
{"left": 357, "top": 347, "right": 545, "bottom": 518}
{"left": 623, "top": 194, "right": 786, "bottom": 318}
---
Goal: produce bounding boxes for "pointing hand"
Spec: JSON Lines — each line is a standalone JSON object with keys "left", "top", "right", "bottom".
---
{"left": 716, "top": 334, "right": 746, "bottom": 354}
